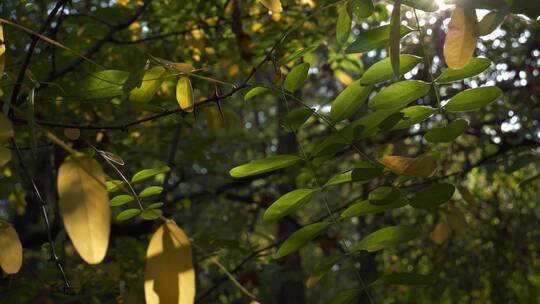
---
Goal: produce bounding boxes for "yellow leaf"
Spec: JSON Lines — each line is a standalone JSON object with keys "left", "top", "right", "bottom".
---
{"left": 176, "top": 77, "right": 194, "bottom": 112}
{"left": 58, "top": 154, "right": 110, "bottom": 264}
{"left": 0, "top": 23, "right": 5, "bottom": 80}
{"left": 379, "top": 154, "right": 437, "bottom": 177}
{"left": 335, "top": 70, "right": 354, "bottom": 86}
{"left": 259, "top": 0, "right": 283, "bottom": 12}
{"left": 431, "top": 222, "right": 451, "bottom": 245}
{"left": 145, "top": 220, "right": 195, "bottom": 304}
{"left": 129, "top": 66, "right": 167, "bottom": 103}
{"left": 0, "top": 221, "right": 23, "bottom": 274}
{"left": 443, "top": 6, "right": 478, "bottom": 68}
{"left": 0, "top": 146, "right": 11, "bottom": 167}
{"left": 0, "top": 113, "right": 14, "bottom": 143}
{"left": 446, "top": 207, "right": 466, "bottom": 235}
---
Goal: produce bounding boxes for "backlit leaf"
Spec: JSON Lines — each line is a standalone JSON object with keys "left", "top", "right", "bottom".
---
{"left": 130, "top": 66, "right": 167, "bottom": 103}
{"left": 391, "top": 105, "right": 437, "bottom": 130}
{"left": 368, "top": 80, "right": 431, "bottom": 110}
{"left": 58, "top": 154, "right": 109, "bottom": 264}
{"left": 424, "top": 119, "right": 469, "bottom": 143}
{"left": 389, "top": 0, "right": 402, "bottom": 77}
{"left": 132, "top": 165, "right": 170, "bottom": 183}
{"left": 145, "top": 220, "right": 195, "bottom": 304}
{"left": 353, "top": 225, "right": 420, "bottom": 252}
{"left": 106, "top": 180, "right": 124, "bottom": 192}
{"left": 349, "top": 0, "right": 374, "bottom": 19}
{"left": 110, "top": 194, "right": 134, "bottom": 206}
{"left": 176, "top": 76, "right": 194, "bottom": 112}
{"left": 379, "top": 154, "right": 437, "bottom": 177}
{"left": 437, "top": 57, "right": 491, "bottom": 83}
{"left": 0, "top": 221, "right": 23, "bottom": 274}
{"left": 229, "top": 155, "right": 302, "bottom": 178}
{"left": 263, "top": 188, "right": 318, "bottom": 221}
{"left": 323, "top": 171, "right": 353, "bottom": 188}
{"left": 139, "top": 186, "right": 164, "bottom": 198}
{"left": 478, "top": 11, "right": 505, "bottom": 36}
{"left": 330, "top": 80, "right": 372, "bottom": 122}
{"left": 244, "top": 87, "right": 269, "bottom": 101}
{"left": 443, "top": 86, "right": 502, "bottom": 112}
{"left": 410, "top": 183, "right": 455, "bottom": 209}
{"left": 73, "top": 70, "right": 129, "bottom": 100}
{"left": 0, "top": 24, "right": 4, "bottom": 80}
{"left": 337, "top": 4, "right": 351, "bottom": 44}
{"left": 346, "top": 25, "right": 413, "bottom": 54}
{"left": 360, "top": 54, "right": 422, "bottom": 85}
{"left": 443, "top": 6, "right": 478, "bottom": 69}
{"left": 284, "top": 63, "right": 310, "bottom": 92}
{"left": 259, "top": 0, "right": 282, "bottom": 12}
{"left": 284, "top": 107, "right": 313, "bottom": 132}
{"left": 275, "top": 222, "right": 331, "bottom": 258}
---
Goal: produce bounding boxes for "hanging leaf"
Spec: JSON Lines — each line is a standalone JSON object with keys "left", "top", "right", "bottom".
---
{"left": 145, "top": 220, "right": 195, "bottom": 304}
{"left": 117, "top": 208, "right": 141, "bottom": 221}
{"left": 0, "top": 113, "right": 14, "bottom": 143}
{"left": 244, "top": 87, "right": 269, "bottom": 101}
{"left": 379, "top": 154, "right": 437, "bottom": 177}
{"left": 259, "top": 0, "right": 282, "bottom": 12}
{"left": 371, "top": 273, "right": 433, "bottom": 285}
{"left": 284, "top": 107, "right": 313, "bottom": 132}
{"left": 132, "top": 165, "right": 170, "bottom": 183}
{"left": 391, "top": 105, "right": 437, "bottom": 130}
{"left": 306, "top": 255, "right": 343, "bottom": 288}
{"left": 478, "top": 11, "right": 505, "bottom": 36}
{"left": 446, "top": 206, "right": 466, "bottom": 235}
{"left": 336, "top": 4, "right": 352, "bottom": 44}
{"left": 110, "top": 194, "right": 135, "bottom": 206}
{"left": 130, "top": 66, "right": 167, "bottom": 103}
{"left": 0, "top": 146, "right": 12, "bottom": 167}
{"left": 424, "top": 119, "right": 469, "bottom": 143}
{"left": 263, "top": 188, "right": 318, "bottom": 221}
{"left": 349, "top": 0, "right": 374, "bottom": 19}
{"left": 284, "top": 63, "right": 310, "bottom": 92}
{"left": 139, "top": 186, "right": 164, "bottom": 198}
{"left": 437, "top": 57, "right": 491, "bottom": 84}
{"left": 73, "top": 70, "right": 129, "bottom": 100}
{"left": 340, "top": 199, "right": 408, "bottom": 218}
{"left": 275, "top": 222, "right": 331, "bottom": 258}
{"left": 443, "top": 86, "right": 502, "bottom": 112}
{"left": 346, "top": 25, "right": 413, "bottom": 54}
{"left": 410, "top": 183, "right": 455, "bottom": 209}
{"left": 58, "top": 154, "right": 109, "bottom": 264}
{"left": 443, "top": 6, "right": 478, "bottom": 69}
{"left": 176, "top": 76, "right": 195, "bottom": 112}
{"left": 229, "top": 155, "right": 302, "bottom": 178}
{"left": 352, "top": 225, "right": 420, "bottom": 252}
{"left": 432, "top": 222, "right": 451, "bottom": 245}
{"left": 389, "top": 0, "right": 402, "bottom": 78}
{"left": 368, "top": 186, "right": 404, "bottom": 206}
{"left": 368, "top": 80, "right": 431, "bottom": 110}
{"left": 0, "top": 24, "right": 5, "bottom": 80}
{"left": 0, "top": 221, "right": 23, "bottom": 274}
{"left": 330, "top": 80, "right": 372, "bottom": 122}
{"left": 360, "top": 54, "right": 422, "bottom": 85}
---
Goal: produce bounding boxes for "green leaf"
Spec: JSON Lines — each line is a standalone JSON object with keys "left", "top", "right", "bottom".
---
{"left": 263, "top": 188, "right": 318, "bottom": 221}
{"left": 351, "top": 164, "right": 384, "bottom": 182}
{"left": 244, "top": 87, "right": 269, "bottom": 101}
{"left": 349, "top": 0, "right": 374, "bottom": 19}
{"left": 391, "top": 106, "right": 437, "bottom": 130}
{"left": 284, "top": 63, "right": 310, "bottom": 92}
{"left": 306, "top": 255, "right": 343, "bottom": 288}
{"left": 437, "top": 58, "right": 491, "bottom": 84}
{"left": 129, "top": 66, "right": 166, "bottom": 103}
{"left": 74, "top": 70, "right": 129, "bottom": 99}
{"left": 368, "top": 80, "right": 431, "bottom": 110}
{"left": 478, "top": 11, "right": 506, "bottom": 36}
{"left": 336, "top": 4, "right": 351, "bottom": 44}
{"left": 377, "top": 112, "right": 404, "bottom": 131}
{"left": 131, "top": 165, "right": 171, "bottom": 183}
{"left": 147, "top": 202, "right": 164, "bottom": 209}
{"left": 229, "top": 155, "right": 302, "bottom": 178}
{"left": 425, "top": 119, "right": 469, "bottom": 143}
{"left": 278, "top": 45, "right": 319, "bottom": 66}
{"left": 275, "top": 222, "right": 331, "bottom": 258}
{"left": 389, "top": 0, "right": 402, "bottom": 78}
{"left": 443, "top": 86, "right": 502, "bottom": 112}
{"left": 360, "top": 54, "right": 422, "bottom": 85}
{"left": 139, "top": 186, "right": 164, "bottom": 198}
{"left": 371, "top": 273, "right": 433, "bottom": 286}
{"left": 341, "top": 199, "right": 408, "bottom": 218}
{"left": 140, "top": 209, "right": 163, "bottom": 220}
{"left": 352, "top": 225, "right": 420, "bottom": 252}
{"left": 106, "top": 180, "right": 124, "bottom": 192}
{"left": 116, "top": 208, "right": 141, "bottom": 221}
{"left": 110, "top": 194, "right": 134, "bottom": 206}
{"left": 330, "top": 80, "right": 372, "bottom": 122}
{"left": 368, "top": 186, "right": 403, "bottom": 206}
{"left": 410, "top": 183, "right": 455, "bottom": 209}
{"left": 323, "top": 171, "right": 352, "bottom": 188}
{"left": 284, "top": 108, "right": 313, "bottom": 132}
{"left": 345, "top": 25, "right": 413, "bottom": 54}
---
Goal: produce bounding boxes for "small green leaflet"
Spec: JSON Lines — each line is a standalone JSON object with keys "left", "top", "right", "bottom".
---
{"left": 284, "top": 63, "right": 310, "bottom": 92}
{"left": 389, "top": 0, "right": 402, "bottom": 78}
{"left": 139, "top": 186, "right": 164, "bottom": 198}
{"left": 336, "top": 4, "right": 351, "bottom": 44}
{"left": 117, "top": 208, "right": 141, "bottom": 221}
{"left": 346, "top": 25, "right": 412, "bottom": 54}
{"left": 368, "top": 80, "right": 431, "bottom": 110}
{"left": 147, "top": 202, "right": 164, "bottom": 209}
{"left": 425, "top": 119, "right": 469, "bottom": 143}
{"left": 244, "top": 87, "right": 269, "bottom": 101}
{"left": 330, "top": 80, "right": 372, "bottom": 122}
{"left": 263, "top": 188, "right": 318, "bottom": 221}
{"left": 443, "top": 86, "right": 502, "bottom": 112}
{"left": 284, "top": 107, "right": 313, "bottom": 132}
{"left": 275, "top": 222, "right": 331, "bottom": 258}
{"left": 391, "top": 105, "right": 437, "bottom": 130}
{"left": 131, "top": 165, "right": 170, "bottom": 183}
{"left": 340, "top": 199, "right": 408, "bottom": 218}
{"left": 360, "top": 54, "right": 422, "bottom": 85}
{"left": 410, "top": 183, "right": 455, "bottom": 209}
{"left": 352, "top": 225, "right": 420, "bottom": 252}
{"left": 371, "top": 273, "right": 433, "bottom": 286}
{"left": 349, "top": 0, "right": 374, "bottom": 19}
{"left": 106, "top": 180, "right": 124, "bottom": 192}
{"left": 229, "top": 155, "right": 302, "bottom": 178}
{"left": 368, "top": 186, "right": 403, "bottom": 205}
{"left": 437, "top": 57, "right": 491, "bottom": 83}
{"left": 110, "top": 194, "right": 134, "bottom": 206}
{"left": 140, "top": 209, "right": 163, "bottom": 220}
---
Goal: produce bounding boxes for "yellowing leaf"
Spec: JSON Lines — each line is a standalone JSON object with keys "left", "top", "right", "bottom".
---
{"left": 58, "top": 154, "right": 109, "bottom": 264}
{"left": 0, "top": 24, "right": 5, "bottom": 80}
{"left": 443, "top": 6, "right": 478, "bottom": 68}
{"left": 145, "top": 220, "right": 195, "bottom": 304}
{"left": 0, "top": 113, "right": 14, "bottom": 143}
{"left": 0, "top": 221, "right": 23, "bottom": 274}
{"left": 457, "top": 185, "right": 477, "bottom": 205}
{"left": 259, "top": 0, "right": 282, "bottom": 12}
{"left": 129, "top": 66, "right": 167, "bottom": 103}
{"left": 431, "top": 222, "right": 451, "bottom": 245}
{"left": 0, "top": 146, "right": 12, "bottom": 167}
{"left": 176, "top": 77, "right": 194, "bottom": 112}
{"left": 379, "top": 154, "right": 437, "bottom": 177}
{"left": 446, "top": 207, "right": 466, "bottom": 235}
